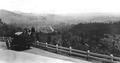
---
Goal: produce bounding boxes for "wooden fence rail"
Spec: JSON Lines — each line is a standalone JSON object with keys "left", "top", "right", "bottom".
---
{"left": 33, "top": 41, "right": 120, "bottom": 63}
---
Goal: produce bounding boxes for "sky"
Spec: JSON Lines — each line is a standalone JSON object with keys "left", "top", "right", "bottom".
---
{"left": 0, "top": 0, "right": 120, "bottom": 15}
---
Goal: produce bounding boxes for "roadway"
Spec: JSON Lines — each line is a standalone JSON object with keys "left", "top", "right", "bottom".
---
{"left": 0, "top": 42, "right": 92, "bottom": 63}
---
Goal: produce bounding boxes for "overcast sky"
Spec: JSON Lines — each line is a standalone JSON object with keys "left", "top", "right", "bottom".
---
{"left": 0, "top": 0, "right": 120, "bottom": 15}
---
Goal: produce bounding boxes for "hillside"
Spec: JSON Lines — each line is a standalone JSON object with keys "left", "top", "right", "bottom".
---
{"left": 0, "top": 10, "right": 73, "bottom": 32}
{"left": 70, "top": 23, "right": 120, "bottom": 35}
{"left": 1, "top": 10, "right": 120, "bottom": 29}
{"left": 0, "top": 9, "right": 73, "bottom": 25}
{"left": 60, "top": 22, "right": 120, "bottom": 57}
{"left": 1, "top": 9, "right": 120, "bottom": 33}
{"left": 0, "top": 18, "right": 22, "bottom": 37}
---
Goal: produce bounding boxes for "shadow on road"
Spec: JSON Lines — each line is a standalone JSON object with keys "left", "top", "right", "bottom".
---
{"left": 11, "top": 47, "right": 31, "bottom": 51}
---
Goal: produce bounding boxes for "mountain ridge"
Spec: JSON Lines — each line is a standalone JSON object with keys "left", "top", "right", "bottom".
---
{"left": 1, "top": 9, "right": 120, "bottom": 32}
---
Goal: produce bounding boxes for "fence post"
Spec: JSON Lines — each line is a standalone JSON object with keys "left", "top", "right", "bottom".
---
{"left": 45, "top": 42, "right": 48, "bottom": 47}
{"left": 69, "top": 46, "right": 72, "bottom": 56}
{"left": 87, "top": 50, "right": 90, "bottom": 60}
{"left": 3, "top": 36, "right": 4, "bottom": 41}
{"left": 35, "top": 41, "right": 39, "bottom": 47}
{"left": 6, "top": 39, "right": 9, "bottom": 49}
{"left": 56, "top": 44, "right": 58, "bottom": 53}
{"left": 36, "top": 41, "right": 39, "bottom": 45}
{"left": 110, "top": 54, "right": 114, "bottom": 62}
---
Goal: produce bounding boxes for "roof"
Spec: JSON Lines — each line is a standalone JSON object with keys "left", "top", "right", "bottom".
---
{"left": 15, "top": 32, "right": 23, "bottom": 35}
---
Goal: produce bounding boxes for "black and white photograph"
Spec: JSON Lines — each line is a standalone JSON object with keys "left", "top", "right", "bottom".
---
{"left": 0, "top": 0, "right": 120, "bottom": 63}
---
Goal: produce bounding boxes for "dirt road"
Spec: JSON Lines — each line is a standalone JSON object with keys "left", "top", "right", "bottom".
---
{"left": 0, "top": 42, "right": 92, "bottom": 63}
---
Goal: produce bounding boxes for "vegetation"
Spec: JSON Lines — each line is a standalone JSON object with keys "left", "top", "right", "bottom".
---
{"left": 38, "top": 21, "right": 120, "bottom": 57}
{"left": 1, "top": 16, "right": 120, "bottom": 57}
{"left": 61, "top": 22, "right": 120, "bottom": 57}
{"left": 0, "top": 19, "right": 23, "bottom": 37}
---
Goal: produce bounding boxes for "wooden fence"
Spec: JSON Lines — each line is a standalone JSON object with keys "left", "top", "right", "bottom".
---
{"left": 1, "top": 37, "right": 120, "bottom": 63}
{"left": 33, "top": 41, "right": 120, "bottom": 63}
{"left": 0, "top": 37, "right": 9, "bottom": 42}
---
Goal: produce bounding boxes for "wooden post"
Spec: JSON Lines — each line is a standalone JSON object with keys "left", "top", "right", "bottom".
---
{"left": 6, "top": 39, "right": 10, "bottom": 49}
{"left": 35, "top": 41, "right": 39, "bottom": 47}
{"left": 6, "top": 39, "right": 8, "bottom": 49}
{"left": 36, "top": 41, "right": 39, "bottom": 45}
{"left": 3, "top": 36, "right": 4, "bottom": 41}
{"left": 56, "top": 44, "right": 58, "bottom": 53}
{"left": 110, "top": 54, "right": 114, "bottom": 62}
{"left": 46, "top": 42, "right": 48, "bottom": 47}
{"left": 45, "top": 42, "right": 48, "bottom": 50}
{"left": 87, "top": 50, "right": 90, "bottom": 60}
{"left": 69, "top": 46, "right": 72, "bottom": 56}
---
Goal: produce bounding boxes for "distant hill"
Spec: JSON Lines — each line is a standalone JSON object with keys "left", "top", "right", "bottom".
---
{"left": 0, "top": 10, "right": 72, "bottom": 32}
{"left": 0, "top": 19, "right": 5, "bottom": 26}
{"left": 70, "top": 22, "right": 120, "bottom": 36}
{"left": 0, "top": 10, "right": 74, "bottom": 24}
{"left": 1, "top": 9, "right": 120, "bottom": 32}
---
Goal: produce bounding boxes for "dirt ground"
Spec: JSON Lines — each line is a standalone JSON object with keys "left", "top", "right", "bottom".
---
{"left": 0, "top": 42, "right": 92, "bottom": 63}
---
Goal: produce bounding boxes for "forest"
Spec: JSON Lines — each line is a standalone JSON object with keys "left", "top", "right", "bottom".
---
{"left": 43, "top": 21, "right": 120, "bottom": 57}
{"left": 1, "top": 18, "right": 120, "bottom": 57}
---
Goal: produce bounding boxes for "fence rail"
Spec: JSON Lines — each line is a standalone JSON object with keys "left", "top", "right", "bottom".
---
{"left": 0, "top": 37, "right": 10, "bottom": 42}
{"left": 33, "top": 41, "right": 120, "bottom": 63}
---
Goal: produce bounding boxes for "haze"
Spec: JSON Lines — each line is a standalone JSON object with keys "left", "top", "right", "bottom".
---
{"left": 0, "top": 0, "right": 120, "bottom": 15}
